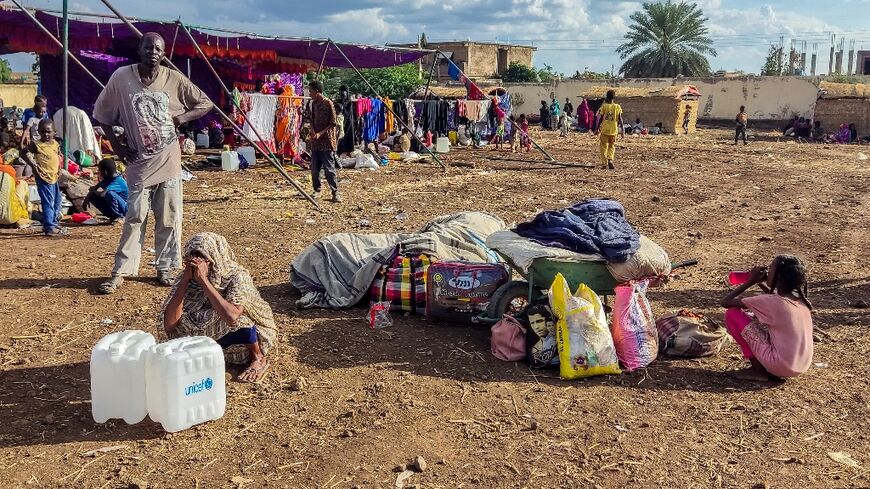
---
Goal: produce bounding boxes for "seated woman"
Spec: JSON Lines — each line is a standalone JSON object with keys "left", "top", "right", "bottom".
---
{"left": 84, "top": 158, "right": 128, "bottom": 222}
{"left": 720, "top": 255, "right": 813, "bottom": 381}
{"left": 0, "top": 162, "right": 30, "bottom": 226}
{"left": 161, "top": 233, "right": 277, "bottom": 382}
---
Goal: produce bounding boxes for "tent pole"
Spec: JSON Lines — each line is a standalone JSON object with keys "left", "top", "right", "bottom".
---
{"left": 61, "top": 0, "right": 69, "bottom": 170}
{"left": 314, "top": 42, "right": 330, "bottom": 81}
{"left": 421, "top": 51, "right": 439, "bottom": 102}
{"left": 440, "top": 51, "right": 555, "bottom": 162}
{"left": 176, "top": 21, "right": 290, "bottom": 173}
{"left": 93, "top": 0, "right": 319, "bottom": 210}
{"left": 328, "top": 40, "right": 447, "bottom": 171}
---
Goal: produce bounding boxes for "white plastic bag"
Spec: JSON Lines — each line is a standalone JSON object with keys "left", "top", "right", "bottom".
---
{"left": 548, "top": 273, "right": 621, "bottom": 379}
{"left": 354, "top": 153, "right": 379, "bottom": 170}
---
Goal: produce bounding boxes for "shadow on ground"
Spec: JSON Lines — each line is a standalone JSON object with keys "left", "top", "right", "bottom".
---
{"left": 0, "top": 362, "right": 161, "bottom": 449}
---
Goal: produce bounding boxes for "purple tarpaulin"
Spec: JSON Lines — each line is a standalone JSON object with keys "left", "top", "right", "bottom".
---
{"left": 0, "top": 9, "right": 428, "bottom": 69}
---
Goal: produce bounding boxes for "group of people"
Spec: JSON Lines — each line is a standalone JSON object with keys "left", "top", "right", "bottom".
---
{"left": 539, "top": 97, "right": 597, "bottom": 135}
{"left": 782, "top": 115, "right": 861, "bottom": 144}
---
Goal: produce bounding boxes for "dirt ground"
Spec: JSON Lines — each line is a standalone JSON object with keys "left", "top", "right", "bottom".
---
{"left": 1, "top": 128, "right": 869, "bottom": 489}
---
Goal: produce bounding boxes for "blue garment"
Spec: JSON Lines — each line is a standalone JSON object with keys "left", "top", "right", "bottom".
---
{"left": 35, "top": 176, "right": 62, "bottom": 233}
{"left": 447, "top": 59, "right": 462, "bottom": 81}
{"left": 217, "top": 327, "right": 258, "bottom": 349}
{"left": 90, "top": 190, "right": 127, "bottom": 220}
{"left": 514, "top": 199, "right": 641, "bottom": 262}
{"left": 364, "top": 99, "right": 384, "bottom": 143}
{"left": 99, "top": 174, "right": 129, "bottom": 200}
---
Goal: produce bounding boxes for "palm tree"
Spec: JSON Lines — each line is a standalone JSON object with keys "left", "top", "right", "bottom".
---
{"left": 616, "top": 1, "right": 717, "bottom": 78}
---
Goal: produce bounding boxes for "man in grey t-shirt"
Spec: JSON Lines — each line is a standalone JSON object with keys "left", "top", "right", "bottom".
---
{"left": 94, "top": 33, "right": 212, "bottom": 294}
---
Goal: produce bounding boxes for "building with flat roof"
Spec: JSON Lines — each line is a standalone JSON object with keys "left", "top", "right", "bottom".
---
{"left": 397, "top": 41, "right": 536, "bottom": 82}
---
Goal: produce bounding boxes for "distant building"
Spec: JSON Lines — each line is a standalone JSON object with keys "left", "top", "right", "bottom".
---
{"left": 858, "top": 50, "right": 870, "bottom": 75}
{"left": 398, "top": 41, "right": 536, "bottom": 82}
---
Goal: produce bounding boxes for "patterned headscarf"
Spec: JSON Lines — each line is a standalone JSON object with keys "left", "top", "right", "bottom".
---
{"left": 163, "top": 232, "right": 277, "bottom": 364}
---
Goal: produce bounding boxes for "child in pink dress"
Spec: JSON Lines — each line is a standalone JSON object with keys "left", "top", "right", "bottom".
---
{"left": 720, "top": 255, "right": 814, "bottom": 381}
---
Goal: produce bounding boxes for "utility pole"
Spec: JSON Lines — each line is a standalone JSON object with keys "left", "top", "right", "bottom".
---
{"left": 811, "top": 42, "right": 818, "bottom": 76}
{"left": 801, "top": 40, "right": 807, "bottom": 75}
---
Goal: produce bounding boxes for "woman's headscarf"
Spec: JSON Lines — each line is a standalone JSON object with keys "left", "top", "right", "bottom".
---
{"left": 162, "top": 232, "right": 277, "bottom": 364}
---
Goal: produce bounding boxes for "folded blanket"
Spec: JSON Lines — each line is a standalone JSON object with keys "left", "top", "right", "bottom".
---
{"left": 289, "top": 212, "right": 505, "bottom": 309}
{"left": 486, "top": 230, "right": 603, "bottom": 273}
{"left": 514, "top": 199, "right": 640, "bottom": 263}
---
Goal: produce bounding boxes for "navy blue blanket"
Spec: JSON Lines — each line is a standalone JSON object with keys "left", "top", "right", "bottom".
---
{"left": 514, "top": 199, "right": 640, "bottom": 262}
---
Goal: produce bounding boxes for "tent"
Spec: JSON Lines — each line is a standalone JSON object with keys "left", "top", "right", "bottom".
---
{"left": 582, "top": 85, "right": 702, "bottom": 134}
{"left": 0, "top": 8, "right": 429, "bottom": 114}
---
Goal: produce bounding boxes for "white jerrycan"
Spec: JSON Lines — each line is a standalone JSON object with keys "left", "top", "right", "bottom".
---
{"left": 90, "top": 330, "right": 156, "bottom": 424}
{"left": 145, "top": 336, "right": 226, "bottom": 433}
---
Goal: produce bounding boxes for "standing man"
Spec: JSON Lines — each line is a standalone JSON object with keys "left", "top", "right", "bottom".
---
{"left": 564, "top": 97, "right": 574, "bottom": 118}
{"left": 307, "top": 80, "right": 341, "bottom": 203}
{"left": 93, "top": 32, "right": 212, "bottom": 294}
{"left": 735, "top": 105, "right": 748, "bottom": 145}
{"left": 594, "top": 89, "right": 624, "bottom": 170}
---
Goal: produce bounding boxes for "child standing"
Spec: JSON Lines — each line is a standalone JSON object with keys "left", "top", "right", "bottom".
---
{"left": 21, "top": 119, "right": 67, "bottom": 236}
{"left": 682, "top": 105, "right": 692, "bottom": 134}
{"left": 84, "top": 158, "right": 128, "bottom": 223}
{"left": 720, "top": 255, "right": 813, "bottom": 381}
{"left": 595, "top": 89, "right": 624, "bottom": 169}
{"left": 519, "top": 114, "right": 531, "bottom": 152}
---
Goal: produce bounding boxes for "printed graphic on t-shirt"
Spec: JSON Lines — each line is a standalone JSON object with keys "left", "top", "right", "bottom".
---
{"left": 130, "top": 91, "right": 175, "bottom": 154}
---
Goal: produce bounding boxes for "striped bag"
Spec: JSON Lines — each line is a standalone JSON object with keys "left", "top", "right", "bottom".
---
{"left": 369, "top": 254, "right": 432, "bottom": 315}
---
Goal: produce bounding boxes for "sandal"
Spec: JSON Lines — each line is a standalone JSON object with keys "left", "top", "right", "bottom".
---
{"left": 156, "top": 270, "right": 174, "bottom": 286}
{"left": 45, "top": 227, "right": 70, "bottom": 237}
{"left": 98, "top": 276, "right": 124, "bottom": 295}
{"left": 238, "top": 358, "right": 270, "bottom": 383}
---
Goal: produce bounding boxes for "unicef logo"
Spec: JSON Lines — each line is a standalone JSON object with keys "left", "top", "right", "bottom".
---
{"left": 185, "top": 377, "right": 215, "bottom": 396}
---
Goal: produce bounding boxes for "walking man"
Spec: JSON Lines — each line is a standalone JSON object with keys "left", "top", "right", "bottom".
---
{"left": 735, "top": 105, "right": 748, "bottom": 145}
{"left": 307, "top": 80, "right": 341, "bottom": 202}
{"left": 595, "top": 89, "right": 624, "bottom": 169}
{"left": 93, "top": 32, "right": 212, "bottom": 294}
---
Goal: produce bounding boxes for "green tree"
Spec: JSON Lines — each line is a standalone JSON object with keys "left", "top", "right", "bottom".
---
{"left": 305, "top": 65, "right": 422, "bottom": 99}
{"left": 616, "top": 1, "right": 717, "bottom": 78}
{"left": 569, "top": 69, "right": 611, "bottom": 80}
{"left": 0, "top": 59, "right": 11, "bottom": 83}
{"left": 761, "top": 45, "right": 785, "bottom": 75}
{"left": 537, "top": 64, "right": 562, "bottom": 82}
{"left": 502, "top": 61, "right": 539, "bottom": 82}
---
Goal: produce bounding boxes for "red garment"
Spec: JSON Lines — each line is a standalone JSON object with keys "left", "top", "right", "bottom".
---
{"left": 356, "top": 98, "right": 372, "bottom": 117}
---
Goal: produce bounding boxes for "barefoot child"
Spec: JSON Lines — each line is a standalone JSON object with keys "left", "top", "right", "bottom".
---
{"left": 720, "top": 255, "right": 814, "bottom": 381}
{"left": 21, "top": 119, "right": 68, "bottom": 236}
{"left": 519, "top": 114, "right": 532, "bottom": 152}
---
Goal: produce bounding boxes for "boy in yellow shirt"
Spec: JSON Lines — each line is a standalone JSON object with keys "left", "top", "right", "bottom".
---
{"left": 21, "top": 119, "right": 67, "bottom": 236}
{"left": 595, "top": 89, "right": 624, "bottom": 169}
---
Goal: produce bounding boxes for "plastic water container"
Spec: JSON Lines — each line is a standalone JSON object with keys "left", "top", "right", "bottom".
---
{"left": 90, "top": 330, "right": 156, "bottom": 424}
{"left": 237, "top": 146, "right": 256, "bottom": 168}
{"left": 145, "top": 336, "right": 226, "bottom": 433}
{"left": 435, "top": 136, "right": 450, "bottom": 153}
{"left": 221, "top": 149, "right": 239, "bottom": 172}
{"left": 195, "top": 132, "right": 209, "bottom": 148}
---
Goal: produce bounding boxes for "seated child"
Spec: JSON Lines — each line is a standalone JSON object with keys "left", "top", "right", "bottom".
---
{"left": 720, "top": 255, "right": 813, "bottom": 381}
{"left": 84, "top": 158, "right": 128, "bottom": 222}
{"left": 392, "top": 128, "right": 411, "bottom": 153}
{"left": 20, "top": 119, "right": 67, "bottom": 236}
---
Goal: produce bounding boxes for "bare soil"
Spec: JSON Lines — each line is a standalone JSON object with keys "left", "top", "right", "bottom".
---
{"left": 1, "top": 128, "right": 869, "bottom": 488}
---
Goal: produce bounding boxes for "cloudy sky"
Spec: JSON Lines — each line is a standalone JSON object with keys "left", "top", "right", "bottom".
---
{"left": 3, "top": 0, "right": 870, "bottom": 75}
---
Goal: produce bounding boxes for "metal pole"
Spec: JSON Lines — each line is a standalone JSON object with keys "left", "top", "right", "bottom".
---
{"left": 328, "top": 40, "right": 447, "bottom": 171}
{"left": 62, "top": 0, "right": 69, "bottom": 170}
{"left": 6, "top": 0, "right": 104, "bottom": 89}
{"left": 94, "top": 0, "right": 319, "bottom": 209}
{"left": 421, "top": 51, "right": 438, "bottom": 102}
{"left": 177, "top": 21, "right": 286, "bottom": 171}
{"left": 314, "top": 42, "right": 330, "bottom": 81}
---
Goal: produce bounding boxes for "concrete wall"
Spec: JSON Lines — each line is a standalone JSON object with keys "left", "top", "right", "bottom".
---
{"left": 502, "top": 76, "right": 870, "bottom": 124}
{"left": 0, "top": 83, "right": 38, "bottom": 109}
{"left": 418, "top": 43, "right": 535, "bottom": 82}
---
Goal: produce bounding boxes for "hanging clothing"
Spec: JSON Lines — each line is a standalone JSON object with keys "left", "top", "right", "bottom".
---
{"left": 364, "top": 98, "right": 384, "bottom": 143}
{"left": 447, "top": 101, "right": 457, "bottom": 131}
{"left": 335, "top": 93, "right": 356, "bottom": 154}
{"left": 52, "top": 106, "right": 102, "bottom": 161}
{"left": 465, "top": 100, "right": 482, "bottom": 121}
{"left": 242, "top": 93, "right": 279, "bottom": 153}
{"left": 275, "top": 86, "right": 303, "bottom": 158}
{"left": 384, "top": 98, "right": 395, "bottom": 134}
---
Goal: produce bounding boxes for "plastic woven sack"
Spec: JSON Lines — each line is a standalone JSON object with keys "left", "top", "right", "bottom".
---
{"left": 656, "top": 310, "right": 729, "bottom": 357}
{"left": 610, "top": 279, "right": 658, "bottom": 371}
{"left": 548, "top": 273, "right": 621, "bottom": 380}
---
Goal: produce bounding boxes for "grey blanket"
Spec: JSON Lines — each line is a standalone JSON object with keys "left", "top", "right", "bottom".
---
{"left": 289, "top": 212, "right": 506, "bottom": 309}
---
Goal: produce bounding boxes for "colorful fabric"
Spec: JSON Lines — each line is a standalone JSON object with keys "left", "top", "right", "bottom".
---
{"left": 276, "top": 85, "right": 302, "bottom": 157}
{"left": 162, "top": 232, "right": 277, "bottom": 365}
{"left": 242, "top": 93, "right": 278, "bottom": 153}
{"left": 724, "top": 307, "right": 754, "bottom": 359}
{"left": 369, "top": 253, "right": 432, "bottom": 315}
